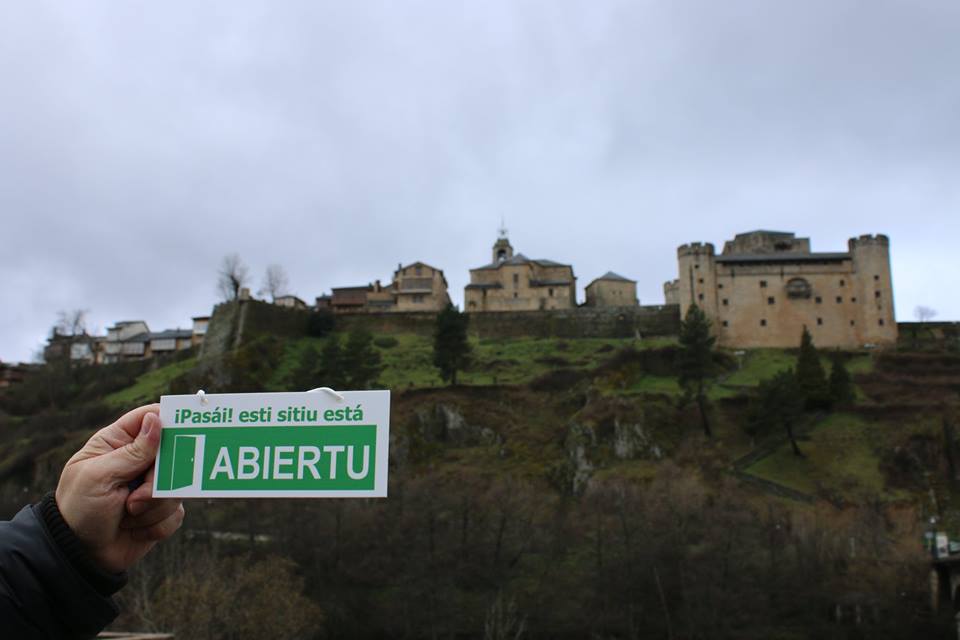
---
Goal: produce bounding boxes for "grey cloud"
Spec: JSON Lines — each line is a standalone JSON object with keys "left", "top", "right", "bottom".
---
{"left": 2, "top": 1, "right": 958, "bottom": 361}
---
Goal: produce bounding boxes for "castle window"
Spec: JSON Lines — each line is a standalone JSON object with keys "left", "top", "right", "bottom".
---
{"left": 722, "top": 298, "right": 729, "bottom": 306}
{"left": 817, "top": 318, "right": 823, "bottom": 326}
{"left": 767, "top": 296, "right": 775, "bottom": 305}
{"left": 760, "top": 280, "right": 767, "bottom": 288}
{"left": 718, "top": 283, "right": 724, "bottom": 289}
{"left": 698, "top": 278, "right": 704, "bottom": 284}
{"left": 786, "top": 277, "right": 812, "bottom": 299}
{"left": 815, "top": 296, "right": 822, "bottom": 304}
{"left": 874, "top": 274, "right": 880, "bottom": 281}
{"left": 836, "top": 296, "right": 843, "bottom": 303}
{"left": 513, "top": 292, "right": 518, "bottom": 298}
{"left": 698, "top": 293, "right": 704, "bottom": 301}
{"left": 722, "top": 320, "right": 729, "bottom": 327}
{"left": 875, "top": 291, "right": 881, "bottom": 299}
{"left": 695, "top": 264, "right": 700, "bottom": 269}
{"left": 850, "top": 320, "right": 855, "bottom": 326}
{"left": 512, "top": 273, "right": 519, "bottom": 288}
{"left": 851, "top": 297, "right": 857, "bottom": 303}
{"left": 548, "top": 288, "right": 554, "bottom": 297}
{"left": 879, "top": 318, "right": 885, "bottom": 326}
{"left": 839, "top": 279, "right": 845, "bottom": 287}
{"left": 760, "top": 319, "right": 767, "bottom": 327}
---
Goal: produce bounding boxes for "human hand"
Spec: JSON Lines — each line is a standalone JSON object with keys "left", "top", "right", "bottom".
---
{"left": 55, "top": 404, "right": 185, "bottom": 574}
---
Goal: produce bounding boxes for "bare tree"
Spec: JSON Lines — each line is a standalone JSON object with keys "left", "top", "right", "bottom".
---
{"left": 258, "top": 263, "right": 290, "bottom": 302}
{"left": 54, "top": 309, "right": 87, "bottom": 337}
{"left": 217, "top": 253, "right": 250, "bottom": 301}
{"left": 914, "top": 306, "right": 937, "bottom": 323}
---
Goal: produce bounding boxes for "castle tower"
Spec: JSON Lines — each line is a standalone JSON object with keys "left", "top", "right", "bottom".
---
{"left": 849, "top": 234, "right": 897, "bottom": 345}
{"left": 492, "top": 223, "right": 513, "bottom": 264}
{"left": 676, "top": 242, "right": 719, "bottom": 320}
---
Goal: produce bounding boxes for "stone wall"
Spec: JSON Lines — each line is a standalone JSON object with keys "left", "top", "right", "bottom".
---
{"left": 338, "top": 305, "right": 681, "bottom": 339}
{"left": 203, "top": 301, "right": 682, "bottom": 355}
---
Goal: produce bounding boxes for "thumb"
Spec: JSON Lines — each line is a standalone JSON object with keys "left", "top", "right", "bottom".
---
{"left": 102, "top": 412, "right": 162, "bottom": 481}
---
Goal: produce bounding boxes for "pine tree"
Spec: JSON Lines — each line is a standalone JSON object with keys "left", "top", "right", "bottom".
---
{"left": 796, "top": 327, "right": 829, "bottom": 410}
{"left": 828, "top": 353, "right": 854, "bottom": 407}
{"left": 677, "top": 304, "right": 716, "bottom": 437}
{"left": 289, "top": 344, "right": 320, "bottom": 391}
{"left": 317, "top": 335, "right": 346, "bottom": 389}
{"left": 433, "top": 304, "right": 472, "bottom": 385}
{"left": 343, "top": 328, "right": 382, "bottom": 389}
{"left": 771, "top": 368, "right": 805, "bottom": 456}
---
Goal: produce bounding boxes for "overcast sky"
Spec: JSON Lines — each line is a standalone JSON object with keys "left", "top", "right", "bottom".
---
{"left": 2, "top": 1, "right": 958, "bottom": 362}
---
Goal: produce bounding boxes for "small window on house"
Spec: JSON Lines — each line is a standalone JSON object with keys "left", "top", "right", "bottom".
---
{"left": 415, "top": 266, "right": 422, "bottom": 276}
{"left": 759, "top": 280, "right": 767, "bottom": 288}
{"left": 413, "top": 294, "right": 424, "bottom": 303}
{"left": 722, "top": 299, "right": 729, "bottom": 306}
{"left": 817, "top": 318, "right": 823, "bottom": 326}
{"left": 815, "top": 296, "right": 822, "bottom": 304}
{"left": 836, "top": 296, "right": 843, "bottom": 303}
{"left": 767, "top": 296, "right": 775, "bottom": 305}
{"left": 760, "top": 319, "right": 767, "bottom": 327}
{"left": 512, "top": 273, "right": 519, "bottom": 287}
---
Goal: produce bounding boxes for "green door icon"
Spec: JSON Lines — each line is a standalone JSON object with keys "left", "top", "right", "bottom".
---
{"left": 169, "top": 435, "right": 204, "bottom": 491}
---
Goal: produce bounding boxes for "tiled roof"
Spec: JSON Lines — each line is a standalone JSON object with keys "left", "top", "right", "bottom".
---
{"left": 594, "top": 271, "right": 634, "bottom": 283}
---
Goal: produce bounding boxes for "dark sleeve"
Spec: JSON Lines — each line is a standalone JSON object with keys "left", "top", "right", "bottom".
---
{"left": 0, "top": 494, "right": 126, "bottom": 639}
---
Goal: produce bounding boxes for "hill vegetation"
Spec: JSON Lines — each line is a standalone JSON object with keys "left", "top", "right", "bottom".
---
{"left": 1, "top": 311, "right": 958, "bottom": 639}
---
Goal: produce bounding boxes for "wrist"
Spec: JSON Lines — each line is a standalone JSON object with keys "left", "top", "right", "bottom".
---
{"left": 36, "top": 492, "right": 126, "bottom": 596}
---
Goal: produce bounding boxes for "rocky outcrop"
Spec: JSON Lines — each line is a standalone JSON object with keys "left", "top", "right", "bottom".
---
{"left": 414, "top": 403, "right": 501, "bottom": 447}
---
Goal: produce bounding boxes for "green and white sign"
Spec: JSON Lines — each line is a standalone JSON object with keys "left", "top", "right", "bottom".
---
{"left": 152, "top": 390, "right": 390, "bottom": 498}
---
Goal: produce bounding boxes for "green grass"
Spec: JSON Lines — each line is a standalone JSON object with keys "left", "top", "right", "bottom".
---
{"left": 744, "top": 413, "right": 893, "bottom": 501}
{"left": 268, "top": 334, "right": 678, "bottom": 391}
{"left": 104, "top": 357, "right": 198, "bottom": 406}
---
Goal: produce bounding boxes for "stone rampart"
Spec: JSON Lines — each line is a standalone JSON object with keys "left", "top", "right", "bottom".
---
{"left": 203, "top": 302, "right": 682, "bottom": 357}
{"left": 337, "top": 305, "right": 681, "bottom": 339}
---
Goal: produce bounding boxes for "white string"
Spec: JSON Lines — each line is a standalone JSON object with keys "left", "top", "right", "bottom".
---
{"left": 307, "top": 387, "right": 345, "bottom": 401}
{"left": 196, "top": 389, "right": 208, "bottom": 405}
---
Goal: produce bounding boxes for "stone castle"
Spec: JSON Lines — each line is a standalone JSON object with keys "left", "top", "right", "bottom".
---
{"left": 664, "top": 230, "right": 897, "bottom": 348}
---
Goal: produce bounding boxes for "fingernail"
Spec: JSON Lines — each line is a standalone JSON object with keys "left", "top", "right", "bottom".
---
{"left": 142, "top": 413, "right": 156, "bottom": 437}
{"left": 128, "top": 501, "right": 147, "bottom": 516}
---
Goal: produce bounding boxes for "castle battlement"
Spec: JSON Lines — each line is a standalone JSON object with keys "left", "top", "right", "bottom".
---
{"left": 677, "top": 242, "right": 715, "bottom": 258}
{"left": 848, "top": 234, "right": 890, "bottom": 251}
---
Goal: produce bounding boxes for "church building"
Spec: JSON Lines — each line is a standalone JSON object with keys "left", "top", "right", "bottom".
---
{"left": 464, "top": 231, "right": 577, "bottom": 312}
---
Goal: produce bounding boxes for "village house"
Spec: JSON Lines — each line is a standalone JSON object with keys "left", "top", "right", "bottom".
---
{"left": 464, "top": 232, "right": 576, "bottom": 312}
{"left": 323, "top": 262, "right": 451, "bottom": 314}
{"left": 103, "top": 321, "right": 151, "bottom": 363}
{"left": 192, "top": 316, "right": 209, "bottom": 348}
{"left": 273, "top": 295, "right": 309, "bottom": 310}
{"left": 665, "top": 230, "right": 897, "bottom": 348}
{"left": 584, "top": 272, "right": 639, "bottom": 307}
{"left": 149, "top": 329, "right": 193, "bottom": 355}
